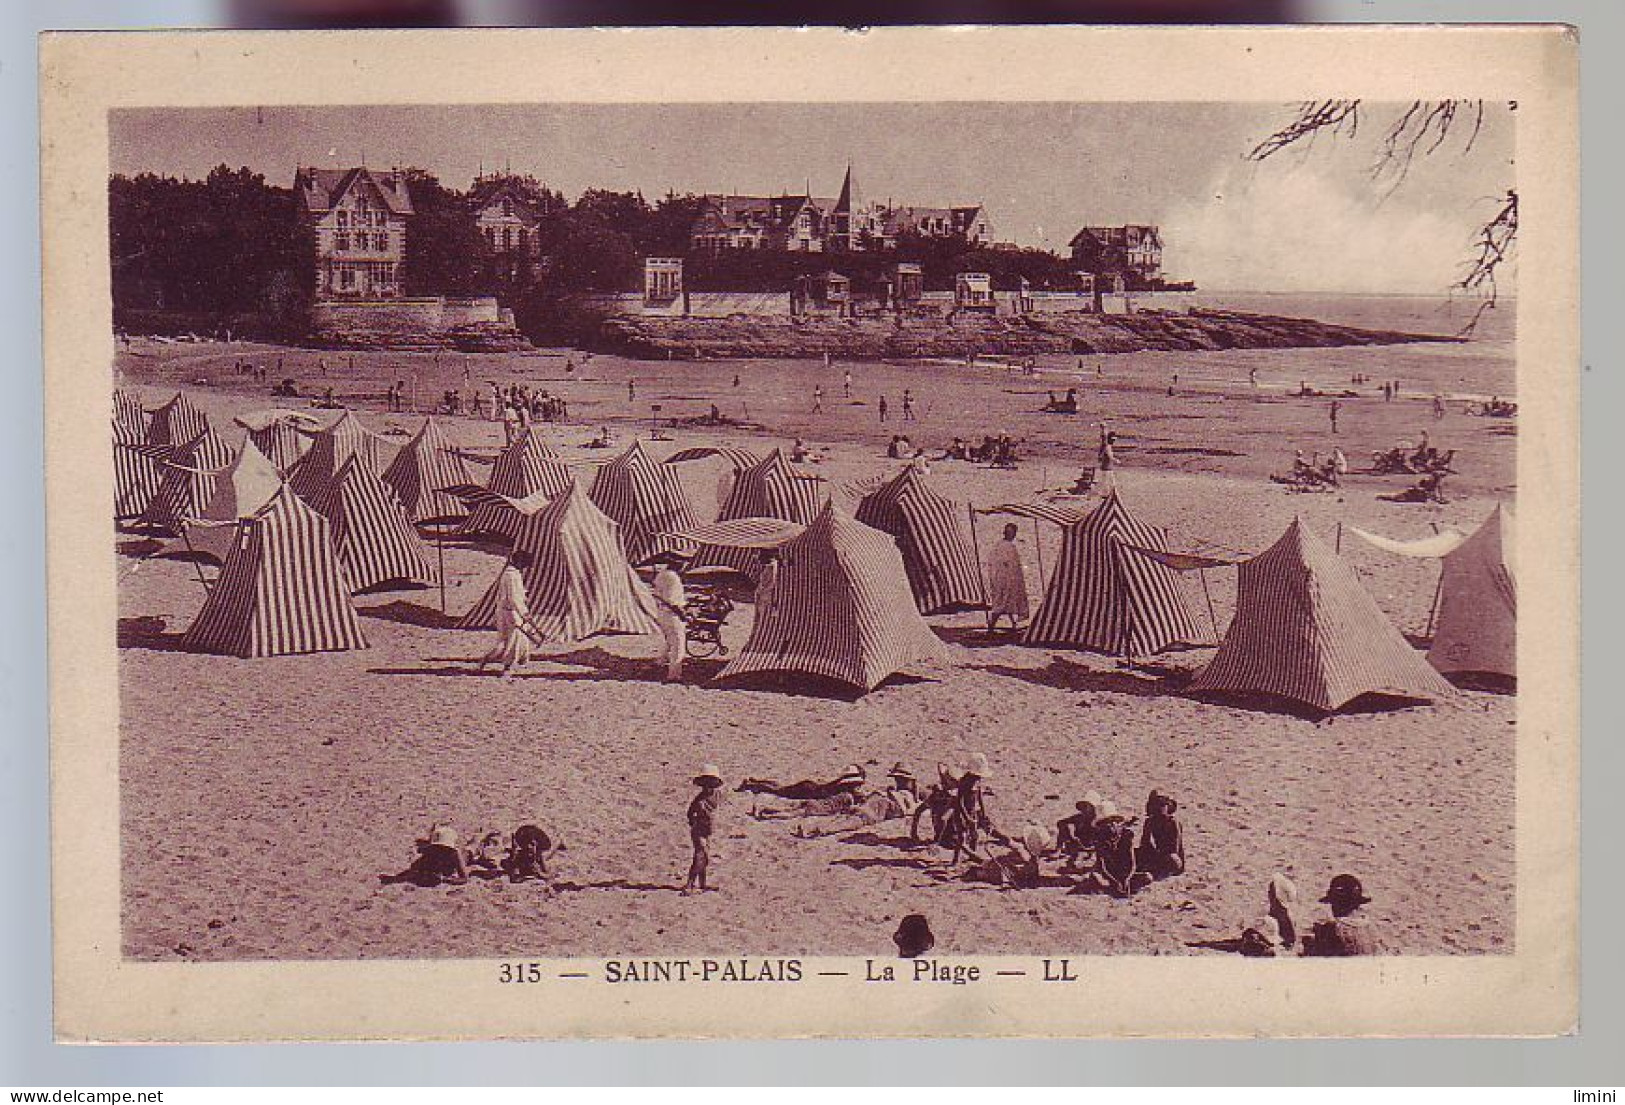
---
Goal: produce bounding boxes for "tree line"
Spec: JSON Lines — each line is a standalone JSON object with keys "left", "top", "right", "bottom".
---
{"left": 108, "top": 165, "right": 1106, "bottom": 341}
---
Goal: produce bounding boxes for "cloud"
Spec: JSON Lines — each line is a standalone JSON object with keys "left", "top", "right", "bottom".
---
{"left": 1161, "top": 160, "right": 1481, "bottom": 294}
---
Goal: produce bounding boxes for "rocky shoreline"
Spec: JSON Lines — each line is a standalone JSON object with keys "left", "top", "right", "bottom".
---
{"left": 595, "top": 308, "right": 1461, "bottom": 361}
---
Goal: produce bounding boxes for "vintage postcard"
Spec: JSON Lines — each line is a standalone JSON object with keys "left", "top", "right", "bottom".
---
{"left": 41, "top": 26, "right": 1578, "bottom": 1040}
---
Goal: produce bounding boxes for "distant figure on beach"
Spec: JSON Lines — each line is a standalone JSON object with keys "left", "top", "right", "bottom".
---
{"left": 1135, "top": 791, "right": 1185, "bottom": 878}
{"left": 476, "top": 550, "right": 536, "bottom": 679}
{"left": 754, "top": 549, "right": 780, "bottom": 623}
{"left": 1383, "top": 381, "right": 1393, "bottom": 402}
{"left": 683, "top": 764, "right": 723, "bottom": 895}
{"left": 1433, "top": 394, "right": 1447, "bottom": 419}
{"left": 1303, "top": 874, "right": 1381, "bottom": 956}
{"left": 502, "top": 824, "right": 555, "bottom": 887}
{"left": 627, "top": 379, "right": 637, "bottom": 402}
{"left": 909, "top": 449, "right": 932, "bottom": 475}
{"left": 733, "top": 373, "right": 741, "bottom": 388}
{"left": 1249, "top": 367, "right": 1259, "bottom": 388}
{"left": 812, "top": 385, "right": 823, "bottom": 413}
{"left": 878, "top": 395, "right": 889, "bottom": 423}
{"left": 986, "top": 523, "right": 1031, "bottom": 632}
{"left": 843, "top": 369, "right": 852, "bottom": 398}
{"left": 1329, "top": 400, "right": 1341, "bottom": 434}
{"left": 380, "top": 824, "right": 468, "bottom": 887}
{"left": 1098, "top": 424, "right": 1119, "bottom": 472}
{"left": 790, "top": 438, "right": 809, "bottom": 463}
{"left": 901, "top": 390, "right": 917, "bottom": 421}
{"left": 650, "top": 553, "right": 688, "bottom": 684}
{"left": 738, "top": 764, "right": 865, "bottom": 801}
{"left": 1055, "top": 792, "right": 1102, "bottom": 872}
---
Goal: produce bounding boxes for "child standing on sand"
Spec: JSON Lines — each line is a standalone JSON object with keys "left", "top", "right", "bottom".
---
{"left": 684, "top": 765, "right": 724, "bottom": 895}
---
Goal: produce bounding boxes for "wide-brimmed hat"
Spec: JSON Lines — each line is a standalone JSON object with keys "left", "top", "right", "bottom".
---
{"left": 1096, "top": 800, "right": 1119, "bottom": 820}
{"left": 693, "top": 764, "right": 723, "bottom": 787}
{"left": 887, "top": 763, "right": 914, "bottom": 781}
{"left": 429, "top": 824, "right": 460, "bottom": 849}
{"left": 893, "top": 913, "right": 935, "bottom": 958}
{"left": 837, "top": 764, "right": 867, "bottom": 783}
{"left": 961, "top": 752, "right": 990, "bottom": 777}
{"left": 1321, "top": 873, "right": 1371, "bottom": 906}
{"left": 1147, "top": 790, "right": 1178, "bottom": 815}
{"left": 1082, "top": 790, "right": 1103, "bottom": 807}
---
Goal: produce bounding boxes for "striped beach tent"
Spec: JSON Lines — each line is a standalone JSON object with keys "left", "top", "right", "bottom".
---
{"left": 1428, "top": 505, "right": 1516, "bottom": 679}
{"left": 588, "top": 440, "right": 700, "bottom": 566}
{"left": 113, "top": 419, "right": 163, "bottom": 520}
{"left": 1190, "top": 517, "right": 1453, "bottom": 711}
{"left": 690, "top": 449, "right": 826, "bottom": 577}
{"left": 458, "top": 480, "right": 659, "bottom": 641}
{"left": 855, "top": 467, "right": 987, "bottom": 614}
{"left": 182, "top": 487, "right": 368, "bottom": 658}
{"left": 163, "top": 440, "right": 285, "bottom": 563}
{"left": 235, "top": 410, "right": 320, "bottom": 473}
{"left": 1023, "top": 488, "right": 1216, "bottom": 657}
{"left": 114, "top": 389, "right": 148, "bottom": 438}
{"left": 383, "top": 417, "right": 474, "bottom": 524}
{"left": 288, "top": 410, "right": 389, "bottom": 501}
{"left": 717, "top": 502, "right": 948, "bottom": 693}
{"left": 138, "top": 428, "right": 237, "bottom": 535}
{"left": 460, "top": 426, "right": 574, "bottom": 539}
{"left": 145, "top": 392, "right": 210, "bottom": 448}
{"left": 308, "top": 456, "right": 436, "bottom": 593}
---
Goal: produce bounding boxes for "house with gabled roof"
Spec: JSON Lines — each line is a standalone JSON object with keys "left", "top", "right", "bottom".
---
{"left": 296, "top": 166, "right": 415, "bottom": 299}
{"left": 468, "top": 175, "right": 546, "bottom": 283}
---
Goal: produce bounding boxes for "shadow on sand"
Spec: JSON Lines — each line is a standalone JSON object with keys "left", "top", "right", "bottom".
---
{"left": 932, "top": 624, "right": 1029, "bottom": 650}
{"left": 117, "top": 616, "right": 194, "bottom": 653}
{"left": 970, "top": 656, "right": 1177, "bottom": 698}
{"left": 360, "top": 600, "right": 463, "bottom": 630}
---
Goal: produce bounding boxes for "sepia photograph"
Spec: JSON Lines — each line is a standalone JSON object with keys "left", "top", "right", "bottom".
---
{"left": 41, "top": 27, "right": 1579, "bottom": 1040}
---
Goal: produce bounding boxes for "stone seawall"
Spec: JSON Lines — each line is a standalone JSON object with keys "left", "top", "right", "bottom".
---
{"left": 309, "top": 296, "right": 529, "bottom": 351}
{"left": 594, "top": 308, "right": 1460, "bottom": 361}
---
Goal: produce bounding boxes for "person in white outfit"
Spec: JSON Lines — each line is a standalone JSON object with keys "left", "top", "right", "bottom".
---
{"left": 986, "top": 523, "right": 1031, "bottom": 632}
{"left": 650, "top": 554, "right": 688, "bottom": 683}
{"left": 477, "top": 550, "right": 536, "bottom": 679}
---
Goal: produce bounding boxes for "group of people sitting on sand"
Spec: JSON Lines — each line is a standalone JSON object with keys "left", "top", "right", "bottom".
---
{"left": 1222, "top": 871, "right": 1383, "bottom": 957}
{"left": 1042, "top": 388, "right": 1080, "bottom": 414}
{"left": 380, "top": 822, "right": 559, "bottom": 890}
{"left": 738, "top": 757, "right": 1186, "bottom": 899}
{"left": 1371, "top": 431, "right": 1455, "bottom": 476}
{"left": 1272, "top": 447, "right": 1349, "bottom": 492}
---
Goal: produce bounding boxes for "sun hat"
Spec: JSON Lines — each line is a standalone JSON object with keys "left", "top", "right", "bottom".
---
{"left": 1268, "top": 873, "right": 1298, "bottom": 907}
{"left": 962, "top": 752, "right": 990, "bottom": 777}
{"left": 1096, "top": 800, "right": 1119, "bottom": 820}
{"left": 693, "top": 764, "right": 723, "bottom": 787}
{"left": 1320, "top": 873, "right": 1371, "bottom": 906}
{"left": 887, "top": 763, "right": 914, "bottom": 781}
{"left": 893, "top": 913, "right": 935, "bottom": 958}
{"left": 1082, "top": 790, "right": 1103, "bottom": 807}
{"left": 429, "top": 824, "right": 460, "bottom": 849}
{"left": 837, "top": 764, "right": 867, "bottom": 782}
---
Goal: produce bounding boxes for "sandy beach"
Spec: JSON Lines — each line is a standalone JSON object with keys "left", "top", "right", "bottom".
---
{"left": 115, "top": 326, "right": 1516, "bottom": 962}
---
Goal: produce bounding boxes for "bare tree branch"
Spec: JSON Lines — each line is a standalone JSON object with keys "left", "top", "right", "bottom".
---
{"left": 1248, "top": 99, "right": 1515, "bottom": 323}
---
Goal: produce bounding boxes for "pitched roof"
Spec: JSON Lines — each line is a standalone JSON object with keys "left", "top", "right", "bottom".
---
{"left": 1190, "top": 517, "right": 1454, "bottom": 711}
{"left": 717, "top": 502, "right": 949, "bottom": 692}
{"left": 296, "top": 167, "right": 415, "bottom": 216}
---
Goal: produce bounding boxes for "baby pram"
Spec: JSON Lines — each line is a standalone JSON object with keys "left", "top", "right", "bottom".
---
{"left": 682, "top": 585, "right": 734, "bottom": 658}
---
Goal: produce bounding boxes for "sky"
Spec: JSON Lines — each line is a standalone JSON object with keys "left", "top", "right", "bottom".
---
{"left": 109, "top": 101, "right": 1515, "bottom": 294}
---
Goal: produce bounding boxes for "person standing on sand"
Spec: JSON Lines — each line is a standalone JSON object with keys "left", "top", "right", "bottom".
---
{"left": 902, "top": 390, "right": 916, "bottom": 422}
{"left": 1329, "top": 400, "right": 1341, "bottom": 435}
{"left": 476, "top": 550, "right": 537, "bottom": 680}
{"left": 683, "top": 765, "right": 723, "bottom": 895}
{"left": 1098, "top": 424, "right": 1119, "bottom": 473}
{"left": 986, "top": 523, "right": 1030, "bottom": 632}
{"left": 754, "top": 549, "right": 780, "bottom": 625}
{"left": 843, "top": 368, "right": 852, "bottom": 398}
{"left": 650, "top": 553, "right": 688, "bottom": 684}
{"left": 628, "top": 378, "right": 637, "bottom": 403}
{"left": 1249, "top": 367, "right": 1259, "bottom": 389}
{"left": 878, "top": 395, "right": 889, "bottom": 423}
{"left": 812, "top": 385, "right": 824, "bottom": 414}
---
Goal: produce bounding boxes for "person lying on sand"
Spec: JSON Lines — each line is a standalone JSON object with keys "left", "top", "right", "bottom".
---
{"left": 738, "top": 764, "right": 866, "bottom": 801}
{"left": 781, "top": 765, "right": 922, "bottom": 836}
{"left": 958, "top": 825, "right": 1050, "bottom": 889}
{"left": 379, "top": 824, "right": 469, "bottom": 887}
{"left": 1135, "top": 790, "right": 1185, "bottom": 879}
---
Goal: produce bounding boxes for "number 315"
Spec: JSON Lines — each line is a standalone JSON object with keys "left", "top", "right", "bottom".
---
{"left": 499, "top": 962, "right": 543, "bottom": 984}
